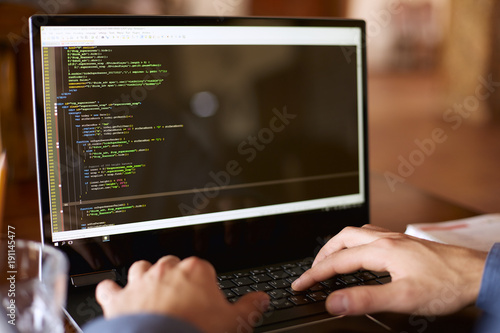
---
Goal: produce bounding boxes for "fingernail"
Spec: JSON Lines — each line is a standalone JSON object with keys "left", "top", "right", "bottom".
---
{"left": 291, "top": 278, "right": 301, "bottom": 290}
{"left": 327, "top": 293, "right": 348, "bottom": 314}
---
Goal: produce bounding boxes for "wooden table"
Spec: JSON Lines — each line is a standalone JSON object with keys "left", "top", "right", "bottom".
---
{"left": 370, "top": 172, "right": 478, "bottom": 231}
{"left": 2, "top": 180, "right": 41, "bottom": 241}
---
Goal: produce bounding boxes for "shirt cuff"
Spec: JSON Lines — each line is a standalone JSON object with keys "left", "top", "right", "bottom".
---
{"left": 83, "top": 313, "right": 202, "bottom": 333}
{"left": 477, "top": 243, "right": 500, "bottom": 315}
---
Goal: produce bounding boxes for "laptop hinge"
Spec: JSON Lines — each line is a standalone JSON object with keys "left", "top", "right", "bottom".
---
{"left": 70, "top": 269, "right": 117, "bottom": 287}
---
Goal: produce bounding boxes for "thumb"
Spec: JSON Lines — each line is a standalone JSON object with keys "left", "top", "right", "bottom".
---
{"left": 95, "top": 279, "right": 122, "bottom": 316}
{"left": 325, "top": 283, "right": 401, "bottom": 315}
{"left": 232, "top": 292, "right": 270, "bottom": 326}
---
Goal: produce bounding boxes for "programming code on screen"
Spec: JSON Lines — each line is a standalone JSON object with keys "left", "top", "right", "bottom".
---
{"left": 43, "top": 43, "right": 361, "bottom": 234}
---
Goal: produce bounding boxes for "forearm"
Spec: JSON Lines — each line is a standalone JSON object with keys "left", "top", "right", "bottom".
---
{"left": 83, "top": 313, "right": 202, "bottom": 333}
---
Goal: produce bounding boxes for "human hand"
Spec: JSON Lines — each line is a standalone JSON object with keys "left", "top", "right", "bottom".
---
{"left": 292, "top": 225, "right": 488, "bottom": 316}
{"left": 95, "top": 256, "right": 269, "bottom": 333}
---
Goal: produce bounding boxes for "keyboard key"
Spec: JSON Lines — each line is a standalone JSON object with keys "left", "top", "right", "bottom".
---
{"left": 268, "top": 271, "right": 288, "bottom": 280}
{"left": 251, "top": 283, "right": 273, "bottom": 292}
{"left": 372, "top": 271, "right": 390, "bottom": 278}
{"left": 321, "top": 278, "right": 345, "bottom": 290}
{"left": 377, "top": 276, "right": 392, "bottom": 284}
{"left": 231, "top": 286, "right": 254, "bottom": 296}
{"left": 289, "top": 295, "right": 312, "bottom": 306}
{"left": 308, "top": 284, "right": 325, "bottom": 292}
{"left": 269, "top": 279, "right": 290, "bottom": 289}
{"left": 307, "top": 291, "right": 327, "bottom": 302}
{"left": 251, "top": 274, "right": 272, "bottom": 283}
{"left": 285, "top": 267, "right": 304, "bottom": 276}
{"left": 232, "top": 277, "right": 254, "bottom": 286}
{"left": 267, "top": 289, "right": 289, "bottom": 299}
{"left": 297, "top": 259, "right": 313, "bottom": 266}
{"left": 270, "top": 298, "right": 294, "bottom": 309}
{"left": 222, "top": 289, "right": 236, "bottom": 298}
{"left": 218, "top": 280, "right": 236, "bottom": 289}
{"left": 234, "top": 272, "right": 251, "bottom": 278}
{"left": 266, "top": 266, "right": 282, "bottom": 272}
{"left": 358, "top": 280, "right": 380, "bottom": 286}
{"left": 218, "top": 274, "right": 233, "bottom": 281}
{"left": 339, "top": 275, "right": 360, "bottom": 285}
{"left": 251, "top": 269, "right": 267, "bottom": 275}
{"left": 354, "top": 271, "right": 377, "bottom": 282}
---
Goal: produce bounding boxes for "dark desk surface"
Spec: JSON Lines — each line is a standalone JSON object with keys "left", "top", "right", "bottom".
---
{"left": 2, "top": 174, "right": 483, "bottom": 332}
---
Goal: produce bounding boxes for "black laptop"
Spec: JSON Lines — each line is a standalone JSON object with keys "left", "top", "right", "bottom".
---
{"left": 30, "top": 15, "right": 389, "bottom": 332}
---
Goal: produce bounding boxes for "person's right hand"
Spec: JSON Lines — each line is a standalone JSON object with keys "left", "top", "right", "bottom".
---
{"left": 292, "top": 225, "right": 488, "bottom": 316}
{"left": 96, "top": 255, "right": 269, "bottom": 333}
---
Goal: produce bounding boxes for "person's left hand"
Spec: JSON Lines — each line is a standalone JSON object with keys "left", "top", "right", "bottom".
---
{"left": 95, "top": 255, "right": 270, "bottom": 333}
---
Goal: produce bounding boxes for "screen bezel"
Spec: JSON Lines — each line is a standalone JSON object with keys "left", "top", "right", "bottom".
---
{"left": 30, "top": 15, "right": 369, "bottom": 275}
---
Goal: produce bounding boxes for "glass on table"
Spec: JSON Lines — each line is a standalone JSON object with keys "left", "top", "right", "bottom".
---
{"left": 1, "top": 238, "right": 68, "bottom": 333}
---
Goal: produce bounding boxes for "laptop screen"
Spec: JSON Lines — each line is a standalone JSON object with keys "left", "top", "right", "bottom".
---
{"left": 31, "top": 16, "right": 368, "bottom": 273}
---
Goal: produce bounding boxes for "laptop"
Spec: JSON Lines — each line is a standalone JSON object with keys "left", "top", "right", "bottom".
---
{"left": 30, "top": 15, "right": 387, "bottom": 332}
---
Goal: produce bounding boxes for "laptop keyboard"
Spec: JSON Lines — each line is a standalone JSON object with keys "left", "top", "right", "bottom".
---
{"left": 217, "top": 259, "right": 391, "bottom": 327}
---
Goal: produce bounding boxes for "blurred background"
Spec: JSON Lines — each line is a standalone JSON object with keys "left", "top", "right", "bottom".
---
{"left": 1, "top": 0, "right": 499, "bottom": 239}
